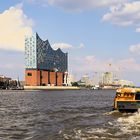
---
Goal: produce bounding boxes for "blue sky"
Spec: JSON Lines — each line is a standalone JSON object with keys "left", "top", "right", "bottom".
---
{"left": 0, "top": 0, "right": 140, "bottom": 85}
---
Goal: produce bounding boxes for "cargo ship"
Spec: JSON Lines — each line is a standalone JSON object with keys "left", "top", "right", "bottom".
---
{"left": 113, "top": 88, "right": 140, "bottom": 112}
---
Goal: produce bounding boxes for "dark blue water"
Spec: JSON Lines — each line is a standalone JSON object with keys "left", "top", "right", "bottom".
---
{"left": 0, "top": 90, "right": 139, "bottom": 140}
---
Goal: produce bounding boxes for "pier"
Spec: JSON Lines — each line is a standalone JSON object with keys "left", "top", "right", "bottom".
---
{"left": 24, "top": 86, "right": 80, "bottom": 90}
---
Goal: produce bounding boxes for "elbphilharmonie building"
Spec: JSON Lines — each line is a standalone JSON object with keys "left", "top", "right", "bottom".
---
{"left": 25, "top": 33, "right": 68, "bottom": 86}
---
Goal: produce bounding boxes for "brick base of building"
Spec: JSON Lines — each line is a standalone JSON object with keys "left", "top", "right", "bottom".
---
{"left": 25, "top": 69, "right": 64, "bottom": 86}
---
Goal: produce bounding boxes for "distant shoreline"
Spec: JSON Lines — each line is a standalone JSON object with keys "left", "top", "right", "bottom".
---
{"left": 24, "top": 86, "right": 80, "bottom": 90}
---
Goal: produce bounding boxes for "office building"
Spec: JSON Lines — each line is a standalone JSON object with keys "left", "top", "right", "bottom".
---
{"left": 25, "top": 33, "right": 68, "bottom": 86}
{"left": 102, "top": 72, "right": 113, "bottom": 85}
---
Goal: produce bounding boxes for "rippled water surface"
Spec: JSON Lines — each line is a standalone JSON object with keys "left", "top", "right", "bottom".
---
{"left": 0, "top": 89, "right": 140, "bottom": 140}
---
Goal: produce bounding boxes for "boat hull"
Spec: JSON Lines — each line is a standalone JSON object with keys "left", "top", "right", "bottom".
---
{"left": 114, "top": 101, "right": 140, "bottom": 112}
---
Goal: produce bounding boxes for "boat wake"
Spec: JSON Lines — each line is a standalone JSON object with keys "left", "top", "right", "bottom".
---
{"left": 104, "top": 110, "right": 120, "bottom": 115}
{"left": 61, "top": 109, "right": 140, "bottom": 139}
{"left": 116, "top": 109, "right": 140, "bottom": 135}
{"left": 61, "top": 127, "right": 110, "bottom": 140}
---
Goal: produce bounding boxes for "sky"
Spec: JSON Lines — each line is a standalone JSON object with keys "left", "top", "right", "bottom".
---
{"left": 0, "top": 0, "right": 140, "bottom": 85}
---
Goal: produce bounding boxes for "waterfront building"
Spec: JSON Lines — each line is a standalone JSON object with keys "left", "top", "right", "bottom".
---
{"left": 102, "top": 72, "right": 113, "bottom": 85}
{"left": 64, "top": 73, "right": 75, "bottom": 86}
{"left": 81, "top": 74, "right": 91, "bottom": 86}
{"left": 25, "top": 33, "right": 68, "bottom": 86}
{"left": 112, "top": 79, "right": 134, "bottom": 87}
{"left": 0, "top": 75, "right": 20, "bottom": 89}
{"left": 92, "top": 72, "right": 100, "bottom": 85}
{"left": 0, "top": 75, "right": 11, "bottom": 82}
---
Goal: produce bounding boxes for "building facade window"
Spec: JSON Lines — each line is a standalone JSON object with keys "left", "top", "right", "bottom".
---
{"left": 27, "top": 73, "right": 32, "bottom": 76}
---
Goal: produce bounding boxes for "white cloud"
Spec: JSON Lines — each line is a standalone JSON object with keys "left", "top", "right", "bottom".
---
{"left": 136, "top": 28, "right": 140, "bottom": 33}
{"left": 129, "top": 44, "right": 140, "bottom": 55}
{"left": 27, "top": 0, "right": 127, "bottom": 12}
{"left": 48, "top": 0, "right": 126, "bottom": 12}
{"left": 0, "top": 4, "right": 33, "bottom": 51}
{"left": 70, "top": 56, "right": 140, "bottom": 74}
{"left": 117, "top": 58, "right": 140, "bottom": 71}
{"left": 52, "top": 43, "right": 85, "bottom": 50}
{"left": 103, "top": 1, "right": 140, "bottom": 30}
{"left": 85, "top": 55, "right": 95, "bottom": 62}
{"left": 52, "top": 43, "right": 73, "bottom": 50}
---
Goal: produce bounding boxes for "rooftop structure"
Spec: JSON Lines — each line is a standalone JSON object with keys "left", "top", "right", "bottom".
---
{"left": 25, "top": 33, "right": 68, "bottom": 72}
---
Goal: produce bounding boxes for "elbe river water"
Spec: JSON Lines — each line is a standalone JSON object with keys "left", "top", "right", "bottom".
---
{"left": 0, "top": 89, "right": 140, "bottom": 140}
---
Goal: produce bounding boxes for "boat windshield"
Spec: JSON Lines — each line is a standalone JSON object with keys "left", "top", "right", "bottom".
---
{"left": 116, "top": 92, "right": 134, "bottom": 98}
{"left": 135, "top": 92, "right": 140, "bottom": 100}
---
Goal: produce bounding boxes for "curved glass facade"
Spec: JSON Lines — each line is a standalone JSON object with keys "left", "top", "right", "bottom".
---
{"left": 25, "top": 33, "right": 37, "bottom": 69}
{"left": 25, "top": 33, "right": 68, "bottom": 72}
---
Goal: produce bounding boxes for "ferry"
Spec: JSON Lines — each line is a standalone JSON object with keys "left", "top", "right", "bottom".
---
{"left": 113, "top": 88, "right": 140, "bottom": 112}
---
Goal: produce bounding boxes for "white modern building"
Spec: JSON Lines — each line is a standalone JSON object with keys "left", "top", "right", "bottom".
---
{"left": 81, "top": 74, "right": 91, "bottom": 85}
{"left": 113, "top": 79, "right": 134, "bottom": 87}
{"left": 102, "top": 72, "right": 113, "bottom": 85}
{"left": 64, "top": 73, "right": 75, "bottom": 86}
